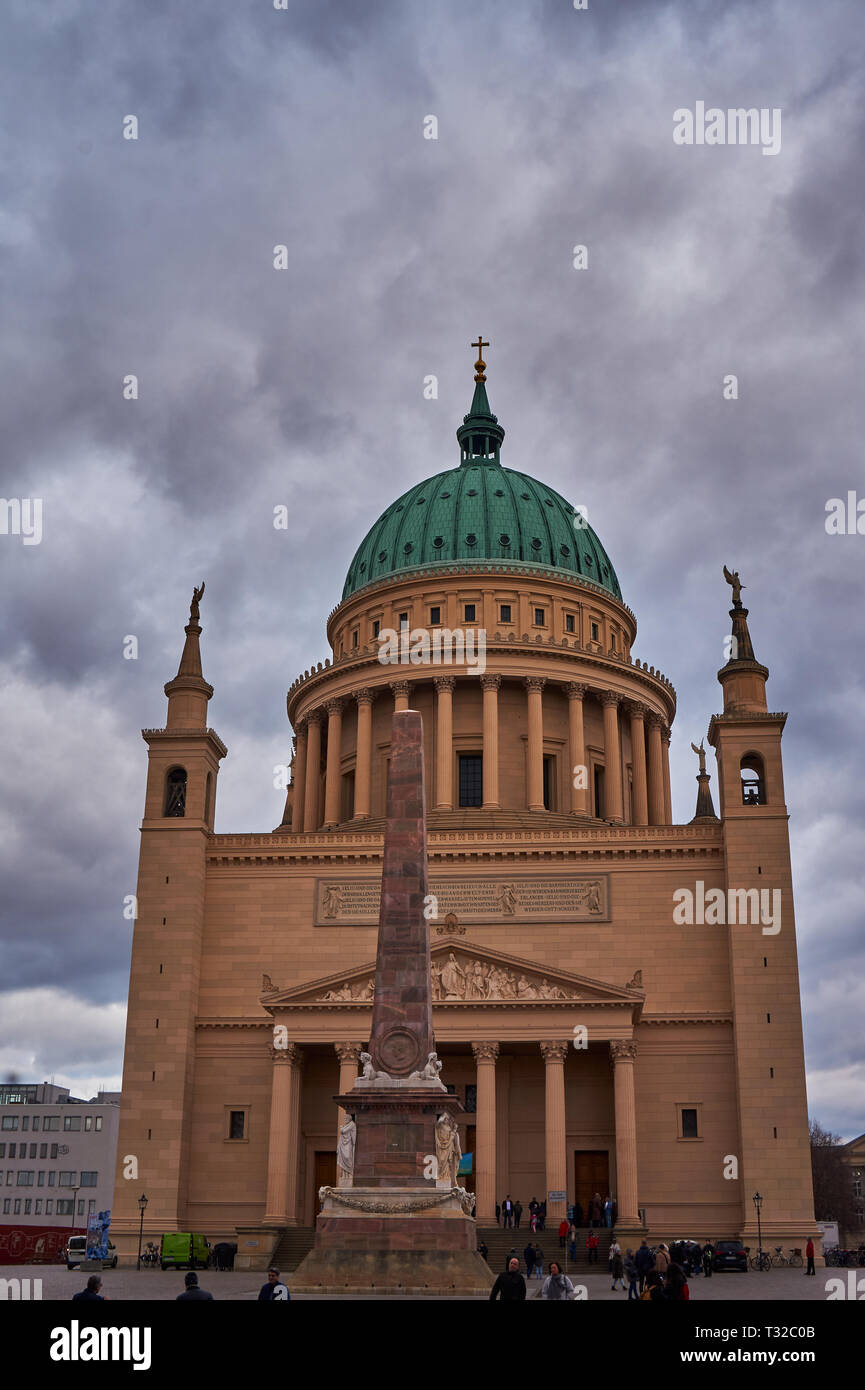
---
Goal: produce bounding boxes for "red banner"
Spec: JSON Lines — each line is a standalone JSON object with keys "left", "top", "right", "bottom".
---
{"left": 0, "top": 1225, "right": 71, "bottom": 1264}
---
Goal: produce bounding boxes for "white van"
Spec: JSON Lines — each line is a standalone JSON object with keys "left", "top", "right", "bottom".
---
{"left": 65, "top": 1235, "right": 118, "bottom": 1269}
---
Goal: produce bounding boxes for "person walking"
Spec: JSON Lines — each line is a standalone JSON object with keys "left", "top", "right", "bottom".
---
{"left": 502, "top": 1195, "right": 514, "bottom": 1229}
{"left": 514, "top": 1200, "right": 523, "bottom": 1229}
{"left": 805, "top": 1237, "right": 815, "bottom": 1275}
{"left": 257, "top": 1267, "right": 290, "bottom": 1300}
{"left": 573, "top": 1200, "right": 583, "bottom": 1229}
{"left": 534, "top": 1243, "right": 544, "bottom": 1279}
{"left": 490, "top": 1256, "right": 527, "bottom": 1301}
{"left": 568, "top": 1223, "right": 577, "bottom": 1263}
{"left": 701, "top": 1240, "right": 714, "bottom": 1279}
{"left": 610, "top": 1245, "right": 626, "bottom": 1291}
{"left": 72, "top": 1274, "right": 108, "bottom": 1301}
{"left": 538, "top": 1200, "right": 547, "bottom": 1231}
{"left": 604, "top": 1195, "right": 613, "bottom": 1228}
{"left": 663, "top": 1262, "right": 689, "bottom": 1300}
{"left": 635, "top": 1239, "right": 654, "bottom": 1292}
{"left": 591, "top": 1191, "right": 603, "bottom": 1228}
{"left": 640, "top": 1269, "right": 665, "bottom": 1302}
{"left": 558, "top": 1217, "right": 570, "bottom": 1250}
{"left": 176, "top": 1271, "right": 214, "bottom": 1301}
{"left": 530, "top": 1209, "right": 538, "bottom": 1233}
{"left": 523, "top": 1241, "right": 536, "bottom": 1279}
{"left": 654, "top": 1244, "right": 670, "bottom": 1280}
{"left": 586, "top": 1231, "right": 599, "bottom": 1265}
{"left": 624, "top": 1248, "right": 639, "bottom": 1300}
{"left": 540, "top": 1260, "right": 575, "bottom": 1300}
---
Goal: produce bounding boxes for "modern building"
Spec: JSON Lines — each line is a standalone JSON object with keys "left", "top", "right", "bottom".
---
{"left": 111, "top": 347, "right": 819, "bottom": 1267}
{"left": 839, "top": 1133, "right": 865, "bottom": 1250}
{"left": 0, "top": 1082, "right": 120, "bottom": 1264}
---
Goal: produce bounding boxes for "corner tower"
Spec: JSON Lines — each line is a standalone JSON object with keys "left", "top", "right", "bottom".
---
{"left": 112, "top": 585, "right": 227, "bottom": 1249}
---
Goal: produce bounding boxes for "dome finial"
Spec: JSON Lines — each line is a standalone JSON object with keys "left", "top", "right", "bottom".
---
{"left": 472, "top": 335, "right": 489, "bottom": 383}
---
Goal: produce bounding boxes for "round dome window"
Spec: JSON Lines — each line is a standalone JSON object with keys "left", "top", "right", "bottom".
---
{"left": 465, "top": 534, "right": 477, "bottom": 546}
{"left": 432, "top": 536, "right": 444, "bottom": 548}
{"left": 530, "top": 537, "right": 542, "bottom": 550}
{"left": 499, "top": 534, "right": 511, "bottom": 546}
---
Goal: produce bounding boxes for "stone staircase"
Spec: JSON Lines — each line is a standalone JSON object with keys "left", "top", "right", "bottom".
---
{"left": 272, "top": 1227, "right": 316, "bottom": 1272}
{"left": 478, "top": 1225, "right": 614, "bottom": 1275}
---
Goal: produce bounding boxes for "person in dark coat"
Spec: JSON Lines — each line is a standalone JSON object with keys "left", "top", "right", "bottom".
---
{"left": 538, "top": 1200, "right": 547, "bottom": 1231}
{"left": 573, "top": 1200, "right": 584, "bottom": 1229}
{"left": 634, "top": 1239, "right": 654, "bottom": 1293}
{"left": 72, "top": 1274, "right": 107, "bottom": 1301}
{"left": 701, "top": 1240, "right": 714, "bottom": 1278}
{"left": 514, "top": 1200, "right": 523, "bottom": 1229}
{"left": 523, "top": 1242, "right": 536, "bottom": 1278}
{"left": 490, "top": 1257, "right": 527, "bottom": 1301}
{"left": 495, "top": 1202, "right": 501, "bottom": 1225}
{"left": 501, "top": 1195, "right": 514, "bottom": 1229}
{"left": 176, "top": 1271, "right": 214, "bottom": 1301}
{"left": 257, "top": 1267, "right": 290, "bottom": 1300}
{"left": 505, "top": 1246, "right": 518, "bottom": 1270}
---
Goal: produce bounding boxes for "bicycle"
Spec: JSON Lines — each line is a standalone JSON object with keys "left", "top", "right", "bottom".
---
{"left": 749, "top": 1248, "right": 772, "bottom": 1271}
{"left": 772, "top": 1246, "right": 803, "bottom": 1267}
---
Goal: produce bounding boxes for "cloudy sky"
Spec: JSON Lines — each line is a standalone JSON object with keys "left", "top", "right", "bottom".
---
{"left": 0, "top": 0, "right": 862, "bottom": 1141}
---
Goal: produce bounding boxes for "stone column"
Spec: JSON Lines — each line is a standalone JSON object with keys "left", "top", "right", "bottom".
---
{"left": 263, "top": 1042, "right": 303, "bottom": 1225}
{"left": 601, "top": 692, "right": 624, "bottom": 823}
{"left": 627, "top": 702, "right": 649, "bottom": 827}
{"left": 540, "top": 1041, "right": 570, "bottom": 1226}
{"left": 480, "top": 675, "right": 501, "bottom": 809}
{"left": 662, "top": 728, "right": 673, "bottom": 825}
{"left": 353, "top": 690, "right": 374, "bottom": 820}
{"left": 303, "top": 712, "right": 322, "bottom": 832}
{"left": 434, "top": 676, "right": 455, "bottom": 809}
{"left": 566, "top": 682, "right": 588, "bottom": 816}
{"left": 334, "top": 1041, "right": 363, "bottom": 1147}
{"left": 291, "top": 721, "right": 307, "bottom": 832}
{"left": 646, "top": 713, "right": 665, "bottom": 826}
{"left": 471, "top": 1041, "right": 499, "bottom": 1222}
{"left": 610, "top": 1040, "right": 640, "bottom": 1225}
{"left": 525, "top": 677, "right": 546, "bottom": 811}
{"left": 391, "top": 680, "right": 410, "bottom": 713}
{"left": 323, "top": 698, "right": 344, "bottom": 828}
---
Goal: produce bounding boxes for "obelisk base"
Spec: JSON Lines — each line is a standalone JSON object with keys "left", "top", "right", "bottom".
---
{"left": 290, "top": 1188, "right": 493, "bottom": 1295}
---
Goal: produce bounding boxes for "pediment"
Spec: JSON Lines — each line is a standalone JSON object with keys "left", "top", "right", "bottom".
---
{"left": 260, "top": 942, "right": 644, "bottom": 1010}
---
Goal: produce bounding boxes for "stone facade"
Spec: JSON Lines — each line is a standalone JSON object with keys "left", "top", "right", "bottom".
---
{"left": 110, "top": 376, "right": 819, "bottom": 1266}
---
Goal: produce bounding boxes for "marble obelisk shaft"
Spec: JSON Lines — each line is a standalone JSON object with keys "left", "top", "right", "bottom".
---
{"left": 367, "top": 709, "right": 435, "bottom": 1078}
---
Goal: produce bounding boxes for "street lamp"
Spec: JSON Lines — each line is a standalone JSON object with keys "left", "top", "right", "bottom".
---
{"left": 752, "top": 1191, "right": 764, "bottom": 1269}
{"left": 69, "top": 1186, "right": 81, "bottom": 1237}
{"left": 136, "top": 1194, "right": 149, "bottom": 1271}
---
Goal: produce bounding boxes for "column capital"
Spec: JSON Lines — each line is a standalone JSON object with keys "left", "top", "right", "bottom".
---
{"left": 325, "top": 697, "right": 345, "bottom": 717}
{"left": 434, "top": 675, "right": 456, "bottom": 693}
{"left": 647, "top": 710, "right": 664, "bottom": 730}
{"left": 306, "top": 708, "right": 323, "bottom": 727}
{"left": 390, "top": 679, "right": 411, "bottom": 698}
{"left": 609, "top": 1039, "right": 637, "bottom": 1064}
{"left": 479, "top": 674, "right": 501, "bottom": 691}
{"left": 600, "top": 689, "right": 621, "bottom": 708}
{"left": 354, "top": 687, "right": 375, "bottom": 706}
{"left": 524, "top": 676, "right": 546, "bottom": 693}
{"left": 293, "top": 716, "right": 308, "bottom": 736}
{"left": 539, "top": 1040, "right": 570, "bottom": 1064}
{"left": 334, "top": 1041, "right": 364, "bottom": 1065}
{"left": 270, "top": 1041, "right": 303, "bottom": 1066}
{"left": 565, "top": 681, "right": 588, "bottom": 700}
{"left": 661, "top": 726, "right": 671, "bottom": 746}
{"left": 471, "top": 1040, "right": 500, "bottom": 1063}
{"left": 626, "top": 700, "right": 647, "bottom": 720}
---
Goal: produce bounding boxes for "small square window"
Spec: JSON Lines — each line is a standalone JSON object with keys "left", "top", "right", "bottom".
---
{"left": 228, "top": 1111, "right": 246, "bottom": 1140}
{"left": 565, "top": 613, "right": 575, "bottom": 633}
{"left": 534, "top": 608, "right": 545, "bottom": 626}
{"left": 500, "top": 604, "right": 512, "bottom": 623}
{"left": 430, "top": 606, "right": 441, "bottom": 625}
{"left": 464, "top": 604, "right": 476, "bottom": 622}
{"left": 681, "top": 1108, "right": 699, "bottom": 1139}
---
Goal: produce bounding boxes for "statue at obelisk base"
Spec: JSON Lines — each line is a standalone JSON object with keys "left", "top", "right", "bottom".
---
{"left": 290, "top": 709, "right": 493, "bottom": 1295}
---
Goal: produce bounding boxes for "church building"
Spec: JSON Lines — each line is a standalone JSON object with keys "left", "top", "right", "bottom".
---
{"left": 111, "top": 345, "right": 818, "bottom": 1265}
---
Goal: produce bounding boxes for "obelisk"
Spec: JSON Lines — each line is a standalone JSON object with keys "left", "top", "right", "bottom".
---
{"left": 290, "top": 709, "right": 493, "bottom": 1294}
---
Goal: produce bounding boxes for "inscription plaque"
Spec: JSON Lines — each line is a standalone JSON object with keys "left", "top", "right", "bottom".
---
{"left": 314, "top": 874, "right": 609, "bottom": 925}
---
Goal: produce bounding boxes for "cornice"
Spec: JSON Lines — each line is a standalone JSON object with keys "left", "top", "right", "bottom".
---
{"left": 142, "top": 727, "right": 228, "bottom": 757}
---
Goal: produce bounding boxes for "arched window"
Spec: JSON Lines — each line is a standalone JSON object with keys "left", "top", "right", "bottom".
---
{"left": 740, "top": 753, "right": 766, "bottom": 806}
{"left": 164, "top": 767, "right": 187, "bottom": 817}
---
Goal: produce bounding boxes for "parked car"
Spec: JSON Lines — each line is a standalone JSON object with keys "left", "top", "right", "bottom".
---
{"left": 712, "top": 1239, "right": 748, "bottom": 1272}
{"left": 160, "top": 1232, "right": 210, "bottom": 1271}
{"left": 65, "top": 1235, "right": 118, "bottom": 1270}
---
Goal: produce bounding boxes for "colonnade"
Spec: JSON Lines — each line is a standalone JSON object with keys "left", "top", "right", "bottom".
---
{"left": 290, "top": 676, "right": 672, "bottom": 830}
{"left": 262, "top": 1038, "right": 641, "bottom": 1229}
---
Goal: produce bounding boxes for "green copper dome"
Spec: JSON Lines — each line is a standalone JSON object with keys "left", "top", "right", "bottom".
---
{"left": 341, "top": 366, "right": 622, "bottom": 603}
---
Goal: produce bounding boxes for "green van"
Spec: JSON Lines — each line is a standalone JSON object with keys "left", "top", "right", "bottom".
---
{"left": 160, "top": 1233, "right": 210, "bottom": 1271}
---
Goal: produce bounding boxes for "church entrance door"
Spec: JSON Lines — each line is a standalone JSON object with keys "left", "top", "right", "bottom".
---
{"left": 314, "top": 1151, "right": 337, "bottom": 1210}
{"left": 573, "top": 1150, "right": 610, "bottom": 1219}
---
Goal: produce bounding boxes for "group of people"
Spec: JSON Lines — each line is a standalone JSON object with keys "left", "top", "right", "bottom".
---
{"left": 71, "top": 1266, "right": 291, "bottom": 1301}
{"left": 498, "top": 1195, "right": 552, "bottom": 1230}
{"left": 489, "top": 1256, "right": 577, "bottom": 1301}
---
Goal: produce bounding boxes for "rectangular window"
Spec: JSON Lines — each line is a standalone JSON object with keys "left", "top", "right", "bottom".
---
{"left": 21, "top": 1116, "right": 29, "bottom": 1131}
{"left": 55, "top": 1199, "right": 72, "bottom": 1216}
{"left": 35, "top": 1200, "right": 42, "bottom": 1215}
{"left": 13, "top": 1199, "right": 21, "bottom": 1215}
{"left": 534, "top": 607, "right": 545, "bottom": 626}
{"left": 1, "top": 1199, "right": 8, "bottom": 1214}
{"left": 0, "top": 1144, "right": 4, "bottom": 1159}
{"left": 37, "top": 1172, "right": 45, "bottom": 1187}
{"left": 84, "top": 1116, "right": 92, "bottom": 1132}
{"left": 500, "top": 604, "right": 512, "bottom": 623}
{"left": 58, "top": 1172, "right": 77, "bottom": 1187}
{"left": 17, "top": 1171, "right": 34, "bottom": 1186}
{"left": 1, "top": 1117, "right": 18, "bottom": 1130}
{"left": 24, "top": 1199, "right": 32, "bottom": 1214}
{"left": 77, "top": 1200, "right": 85, "bottom": 1216}
{"left": 398, "top": 612, "right": 409, "bottom": 630}
{"left": 429, "top": 606, "right": 441, "bottom": 625}
{"left": 543, "top": 756, "right": 554, "bottom": 811}
{"left": 565, "top": 613, "right": 575, "bottom": 633}
{"left": 88, "top": 1200, "right": 95, "bottom": 1216}
{"left": 372, "top": 619, "right": 380, "bottom": 639}
{"left": 48, "top": 1172, "right": 56, "bottom": 1186}
{"left": 63, "top": 1115, "right": 81, "bottom": 1131}
{"left": 80, "top": 1172, "right": 98, "bottom": 1187}
{"left": 591, "top": 621, "right": 599, "bottom": 641}
{"left": 94, "top": 1118, "right": 102, "bottom": 1132}
{"left": 32, "top": 1117, "right": 39, "bottom": 1132}
{"left": 45, "top": 1199, "right": 53, "bottom": 1215}
{"left": 594, "top": 765, "right": 605, "bottom": 819}
{"left": 351, "top": 629, "right": 358, "bottom": 648}
{"left": 8, "top": 1144, "right": 15, "bottom": 1158}
{"left": 40, "top": 1144, "right": 47, "bottom": 1159}
{"left": 458, "top": 754, "right": 483, "bottom": 808}
{"left": 44, "top": 1117, "right": 60, "bottom": 1132}
{"left": 228, "top": 1111, "right": 246, "bottom": 1141}
{"left": 464, "top": 603, "right": 476, "bottom": 622}
{"left": 681, "top": 1108, "right": 699, "bottom": 1139}
{"left": 29, "top": 1144, "right": 37, "bottom": 1159}
{"left": 50, "top": 1144, "right": 58, "bottom": 1159}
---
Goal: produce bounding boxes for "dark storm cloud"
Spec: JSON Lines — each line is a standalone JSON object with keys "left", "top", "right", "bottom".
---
{"left": 0, "top": 0, "right": 862, "bottom": 1132}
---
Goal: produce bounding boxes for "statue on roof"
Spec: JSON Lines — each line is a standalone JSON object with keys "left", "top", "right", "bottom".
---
{"left": 722, "top": 565, "right": 744, "bottom": 605}
{"left": 190, "top": 581, "right": 205, "bottom": 621}
{"left": 690, "top": 739, "right": 708, "bottom": 774}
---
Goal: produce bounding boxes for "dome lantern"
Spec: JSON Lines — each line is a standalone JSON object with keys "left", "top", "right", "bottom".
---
{"left": 456, "top": 336, "right": 505, "bottom": 464}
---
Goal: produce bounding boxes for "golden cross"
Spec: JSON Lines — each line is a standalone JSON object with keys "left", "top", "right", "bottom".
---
{"left": 472, "top": 335, "right": 489, "bottom": 382}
